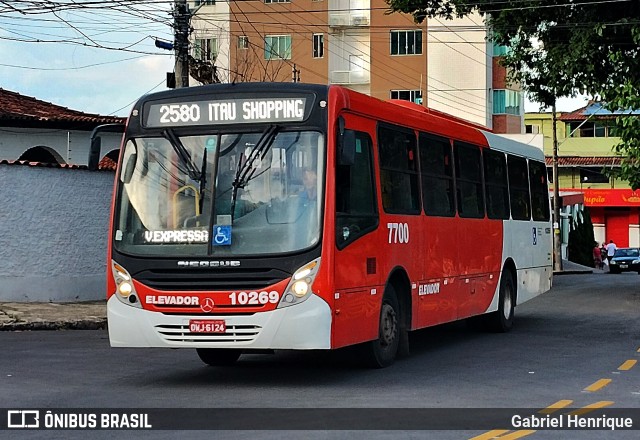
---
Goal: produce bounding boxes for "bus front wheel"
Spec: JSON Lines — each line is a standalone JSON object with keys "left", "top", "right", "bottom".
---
{"left": 196, "top": 348, "right": 242, "bottom": 366}
{"left": 363, "top": 286, "right": 400, "bottom": 368}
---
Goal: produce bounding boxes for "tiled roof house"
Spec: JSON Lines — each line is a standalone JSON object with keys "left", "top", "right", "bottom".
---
{"left": 0, "top": 88, "right": 125, "bottom": 169}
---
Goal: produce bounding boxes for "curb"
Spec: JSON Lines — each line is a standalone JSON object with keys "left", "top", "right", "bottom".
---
{"left": 553, "top": 270, "right": 593, "bottom": 275}
{"left": 0, "top": 319, "right": 107, "bottom": 331}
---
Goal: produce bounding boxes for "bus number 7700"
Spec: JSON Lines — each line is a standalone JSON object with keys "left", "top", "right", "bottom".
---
{"left": 387, "top": 222, "right": 409, "bottom": 244}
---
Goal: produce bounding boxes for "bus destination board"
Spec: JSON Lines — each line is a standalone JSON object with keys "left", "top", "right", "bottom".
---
{"left": 144, "top": 97, "right": 308, "bottom": 127}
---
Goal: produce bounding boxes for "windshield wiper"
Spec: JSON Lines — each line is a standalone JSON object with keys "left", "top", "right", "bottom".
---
{"left": 230, "top": 124, "right": 279, "bottom": 222}
{"left": 161, "top": 128, "right": 202, "bottom": 182}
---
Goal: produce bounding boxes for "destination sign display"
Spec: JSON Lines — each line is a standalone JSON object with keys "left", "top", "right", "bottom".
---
{"left": 144, "top": 97, "right": 308, "bottom": 127}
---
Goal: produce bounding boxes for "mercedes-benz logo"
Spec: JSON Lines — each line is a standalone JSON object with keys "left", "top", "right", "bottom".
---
{"left": 200, "top": 297, "right": 215, "bottom": 313}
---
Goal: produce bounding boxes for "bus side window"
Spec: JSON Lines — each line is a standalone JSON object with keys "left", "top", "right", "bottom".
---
{"left": 529, "top": 160, "right": 551, "bottom": 221}
{"left": 377, "top": 124, "right": 420, "bottom": 214}
{"left": 336, "top": 130, "right": 378, "bottom": 248}
{"left": 507, "top": 155, "right": 531, "bottom": 220}
{"left": 484, "top": 149, "right": 510, "bottom": 220}
{"left": 454, "top": 142, "right": 485, "bottom": 219}
{"left": 419, "top": 133, "right": 455, "bottom": 217}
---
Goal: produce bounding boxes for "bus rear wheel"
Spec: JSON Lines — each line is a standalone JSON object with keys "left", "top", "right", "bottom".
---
{"left": 363, "top": 286, "right": 400, "bottom": 368}
{"left": 196, "top": 348, "right": 242, "bottom": 366}
{"left": 486, "top": 270, "right": 515, "bottom": 332}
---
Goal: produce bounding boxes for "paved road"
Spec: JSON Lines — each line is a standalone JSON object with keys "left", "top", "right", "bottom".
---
{"left": 0, "top": 272, "right": 638, "bottom": 439}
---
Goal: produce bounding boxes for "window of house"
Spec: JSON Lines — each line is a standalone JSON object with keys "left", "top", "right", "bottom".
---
{"left": 580, "top": 167, "right": 609, "bottom": 184}
{"left": 336, "top": 131, "right": 378, "bottom": 248}
{"left": 492, "top": 42, "right": 510, "bottom": 56}
{"left": 454, "top": 142, "right": 485, "bottom": 219}
{"left": 265, "top": 35, "right": 292, "bottom": 60}
{"left": 508, "top": 155, "right": 531, "bottom": 220}
{"left": 483, "top": 149, "right": 510, "bottom": 220}
{"left": 390, "top": 30, "right": 423, "bottom": 55}
{"left": 525, "top": 124, "right": 540, "bottom": 134}
{"left": 193, "top": 38, "right": 217, "bottom": 61}
{"left": 493, "top": 89, "right": 521, "bottom": 115}
{"left": 419, "top": 133, "right": 454, "bottom": 217}
{"left": 378, "top": 124, "right": 420, "bottom": 214}
{"left": 238, "top": 36, "right": 249, "bottom": 49}
{"left": 390, "top": 90, "right": 422, "bottom": 104}
{"left": 568, "top": 121, "right": 612, "bottom": 138}
{"left": 313, "top": 33, "right": 324, "bottom": 58}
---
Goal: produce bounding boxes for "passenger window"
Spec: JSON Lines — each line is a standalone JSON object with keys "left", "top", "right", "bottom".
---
{"left": 508, "top": 155, "right": 531, "bottom": 220}
{"left": 336, "top": 131, "right": 378, "bottom": 248}
{"left": 377, "top": 124, "right": 420, "bottom": 214}
{"left": 454, "top": 142, "right": 485, "bottom": 218}
{"left": 484, "top": 149, "right": 510, "bottom": 220}
{"left": 419, "top": 133, "right": 455, "bottom": 217}
{"left": 529, "top": 160, "right": 551, "bottom": 221}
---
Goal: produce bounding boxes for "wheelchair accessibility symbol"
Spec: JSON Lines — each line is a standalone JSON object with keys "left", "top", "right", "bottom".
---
{"left": 213, "top": 225, "right": 232, "bottom": 246}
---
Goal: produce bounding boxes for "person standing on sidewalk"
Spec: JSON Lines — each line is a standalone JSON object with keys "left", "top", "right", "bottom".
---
{"left": 593, "top": 242, "right": 603, "bottom": 269}
{"left": 606, "top": 240, "right": 617, "bottom": 264}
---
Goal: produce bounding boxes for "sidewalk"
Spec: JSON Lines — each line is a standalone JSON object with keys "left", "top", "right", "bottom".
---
{"left": 0, "top": 260, "right": 600, "bottom": 331}
{"left": 0, "top": 301, "right": 106, "bottom": 331}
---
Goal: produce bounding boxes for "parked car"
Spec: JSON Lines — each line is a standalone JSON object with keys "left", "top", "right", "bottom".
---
{"left": 608, "top": 248, "right": 640, "bottom": 274}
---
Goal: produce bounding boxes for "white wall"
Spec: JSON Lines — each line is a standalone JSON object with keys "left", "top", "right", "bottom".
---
{"left": 427, "top": 13, "right": 492, "bottom": 128}
{"left": 0, "top": 127, "right": 122, "bottom": 165}
{"left": 0, "top": 165, "right": 115, "bottom": 302}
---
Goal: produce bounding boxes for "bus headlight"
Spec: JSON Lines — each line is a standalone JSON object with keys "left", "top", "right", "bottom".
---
{"left": 278, "top": 258, "right": 320, "bottom": 309}
{"left": 111, "top": 260, "right": 142, "bottom": 308}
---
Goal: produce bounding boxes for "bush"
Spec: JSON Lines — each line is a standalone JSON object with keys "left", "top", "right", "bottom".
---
{"left": 568, "top": 207, "right": 596, "bottom": 267}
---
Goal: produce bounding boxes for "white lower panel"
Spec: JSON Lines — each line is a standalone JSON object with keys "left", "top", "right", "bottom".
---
{"left": 107, "top": 294, "right": 332, "bottom": 350}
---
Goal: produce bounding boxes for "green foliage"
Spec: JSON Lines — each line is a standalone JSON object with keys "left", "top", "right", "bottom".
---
{"left": 568, "top": 207, "right": 596, "bottom": 268}
{"left": 386, "top": 0, "right": 640, "bottom": 186}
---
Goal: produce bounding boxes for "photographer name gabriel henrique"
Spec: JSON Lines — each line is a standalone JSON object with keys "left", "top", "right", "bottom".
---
{"left": 511, "top": 414, "right": 633, "bottom": 430}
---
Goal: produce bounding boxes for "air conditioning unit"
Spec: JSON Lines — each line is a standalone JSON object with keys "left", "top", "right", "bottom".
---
{"left": 352, "top": 16, "right": 369, "bottom": 26}
{"left": 329, "top": 15, "right": 349, "bottom": 27}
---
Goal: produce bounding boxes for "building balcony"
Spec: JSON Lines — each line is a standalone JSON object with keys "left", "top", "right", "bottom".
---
{"left": 328, "top": 12, "right": 370, "bottom": 28}
{"left": 330, "top": 70, "right": 370, "bottom": 85}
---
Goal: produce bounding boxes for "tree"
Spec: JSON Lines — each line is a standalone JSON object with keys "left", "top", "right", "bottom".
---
{"left": 386, "top": 0, "right": 640, "bottom": 188}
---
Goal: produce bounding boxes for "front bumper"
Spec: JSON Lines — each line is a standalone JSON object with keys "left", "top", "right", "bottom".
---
{"left": 107, "top": 294, "right": 332, "bottom": 350}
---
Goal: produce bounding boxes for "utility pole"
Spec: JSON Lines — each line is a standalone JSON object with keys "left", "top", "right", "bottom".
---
{"left": 292, "top": 64, "right": 300, "bottom": 83}
{"left": 173, "top": 0, "right": 190, "bottom": 88}
{"left": 552, "top": 101, "right": 563, "bottom": 271}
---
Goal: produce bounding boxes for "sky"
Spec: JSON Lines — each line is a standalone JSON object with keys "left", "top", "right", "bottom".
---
{"left": 0, "top": 1, "right": 590, "bottom": 118}
{"left": 0, "top": 1, "right": 175, "bottom": 117}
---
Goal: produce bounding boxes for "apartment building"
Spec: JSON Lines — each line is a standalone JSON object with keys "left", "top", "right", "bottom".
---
{"left": 188, "top": 0, "right": 522, "bottom": 133}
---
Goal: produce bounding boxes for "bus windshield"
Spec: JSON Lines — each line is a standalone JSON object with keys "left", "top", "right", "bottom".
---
{"left": 114, "top": 129, "right": 324, "bottom": 256}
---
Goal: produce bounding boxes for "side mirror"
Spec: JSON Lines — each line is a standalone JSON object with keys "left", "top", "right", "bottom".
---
{"left": 88, "top": 136, "right": 101, "bottom": 171}
{"left": 122, "top": 151, "right": 137, "bottom": 184}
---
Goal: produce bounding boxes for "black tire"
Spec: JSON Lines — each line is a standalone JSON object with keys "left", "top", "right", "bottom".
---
{"left": 485, "top": 270, "right": 515, "bottom": 333}
{"left": 196, "top": 348, "right": 242, "bottom": 366}
{"left": 362, "top": 286, "right": 400, "bottom": 368}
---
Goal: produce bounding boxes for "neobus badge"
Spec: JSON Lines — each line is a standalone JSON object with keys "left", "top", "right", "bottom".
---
{"left": 145, "top": 98, "right": 308, "bottom": 127}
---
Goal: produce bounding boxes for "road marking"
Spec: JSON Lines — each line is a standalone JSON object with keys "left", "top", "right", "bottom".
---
{"left": 584, "top": 379, "right": 612, "bottom": 392}
{"left": 618, "top": 360, "right": 637, "bottom": 371}
{"left": 567, "top": 401, "right": 614, "bottom": 416}
{"left": 469, "top": 430, "right": 536, "bottom": 440}
{"left": 538, "top": 399, "right": 573, "bottom": 414}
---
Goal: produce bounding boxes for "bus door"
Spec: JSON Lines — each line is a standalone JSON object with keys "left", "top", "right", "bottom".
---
{"left": 332, "top": 114, "right": 381, "bottom": 348}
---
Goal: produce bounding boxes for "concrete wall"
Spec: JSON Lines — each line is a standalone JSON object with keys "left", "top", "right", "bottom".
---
{"left": 0, "top": 165, "right": 115, "bottom": 302}
{"left": 0, "top": 127, "right": 122, "bottom": 165}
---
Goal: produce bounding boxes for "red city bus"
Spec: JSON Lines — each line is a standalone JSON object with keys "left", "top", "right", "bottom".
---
{"left": 98, "top": 83, "right": 552, "bottom": 368}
